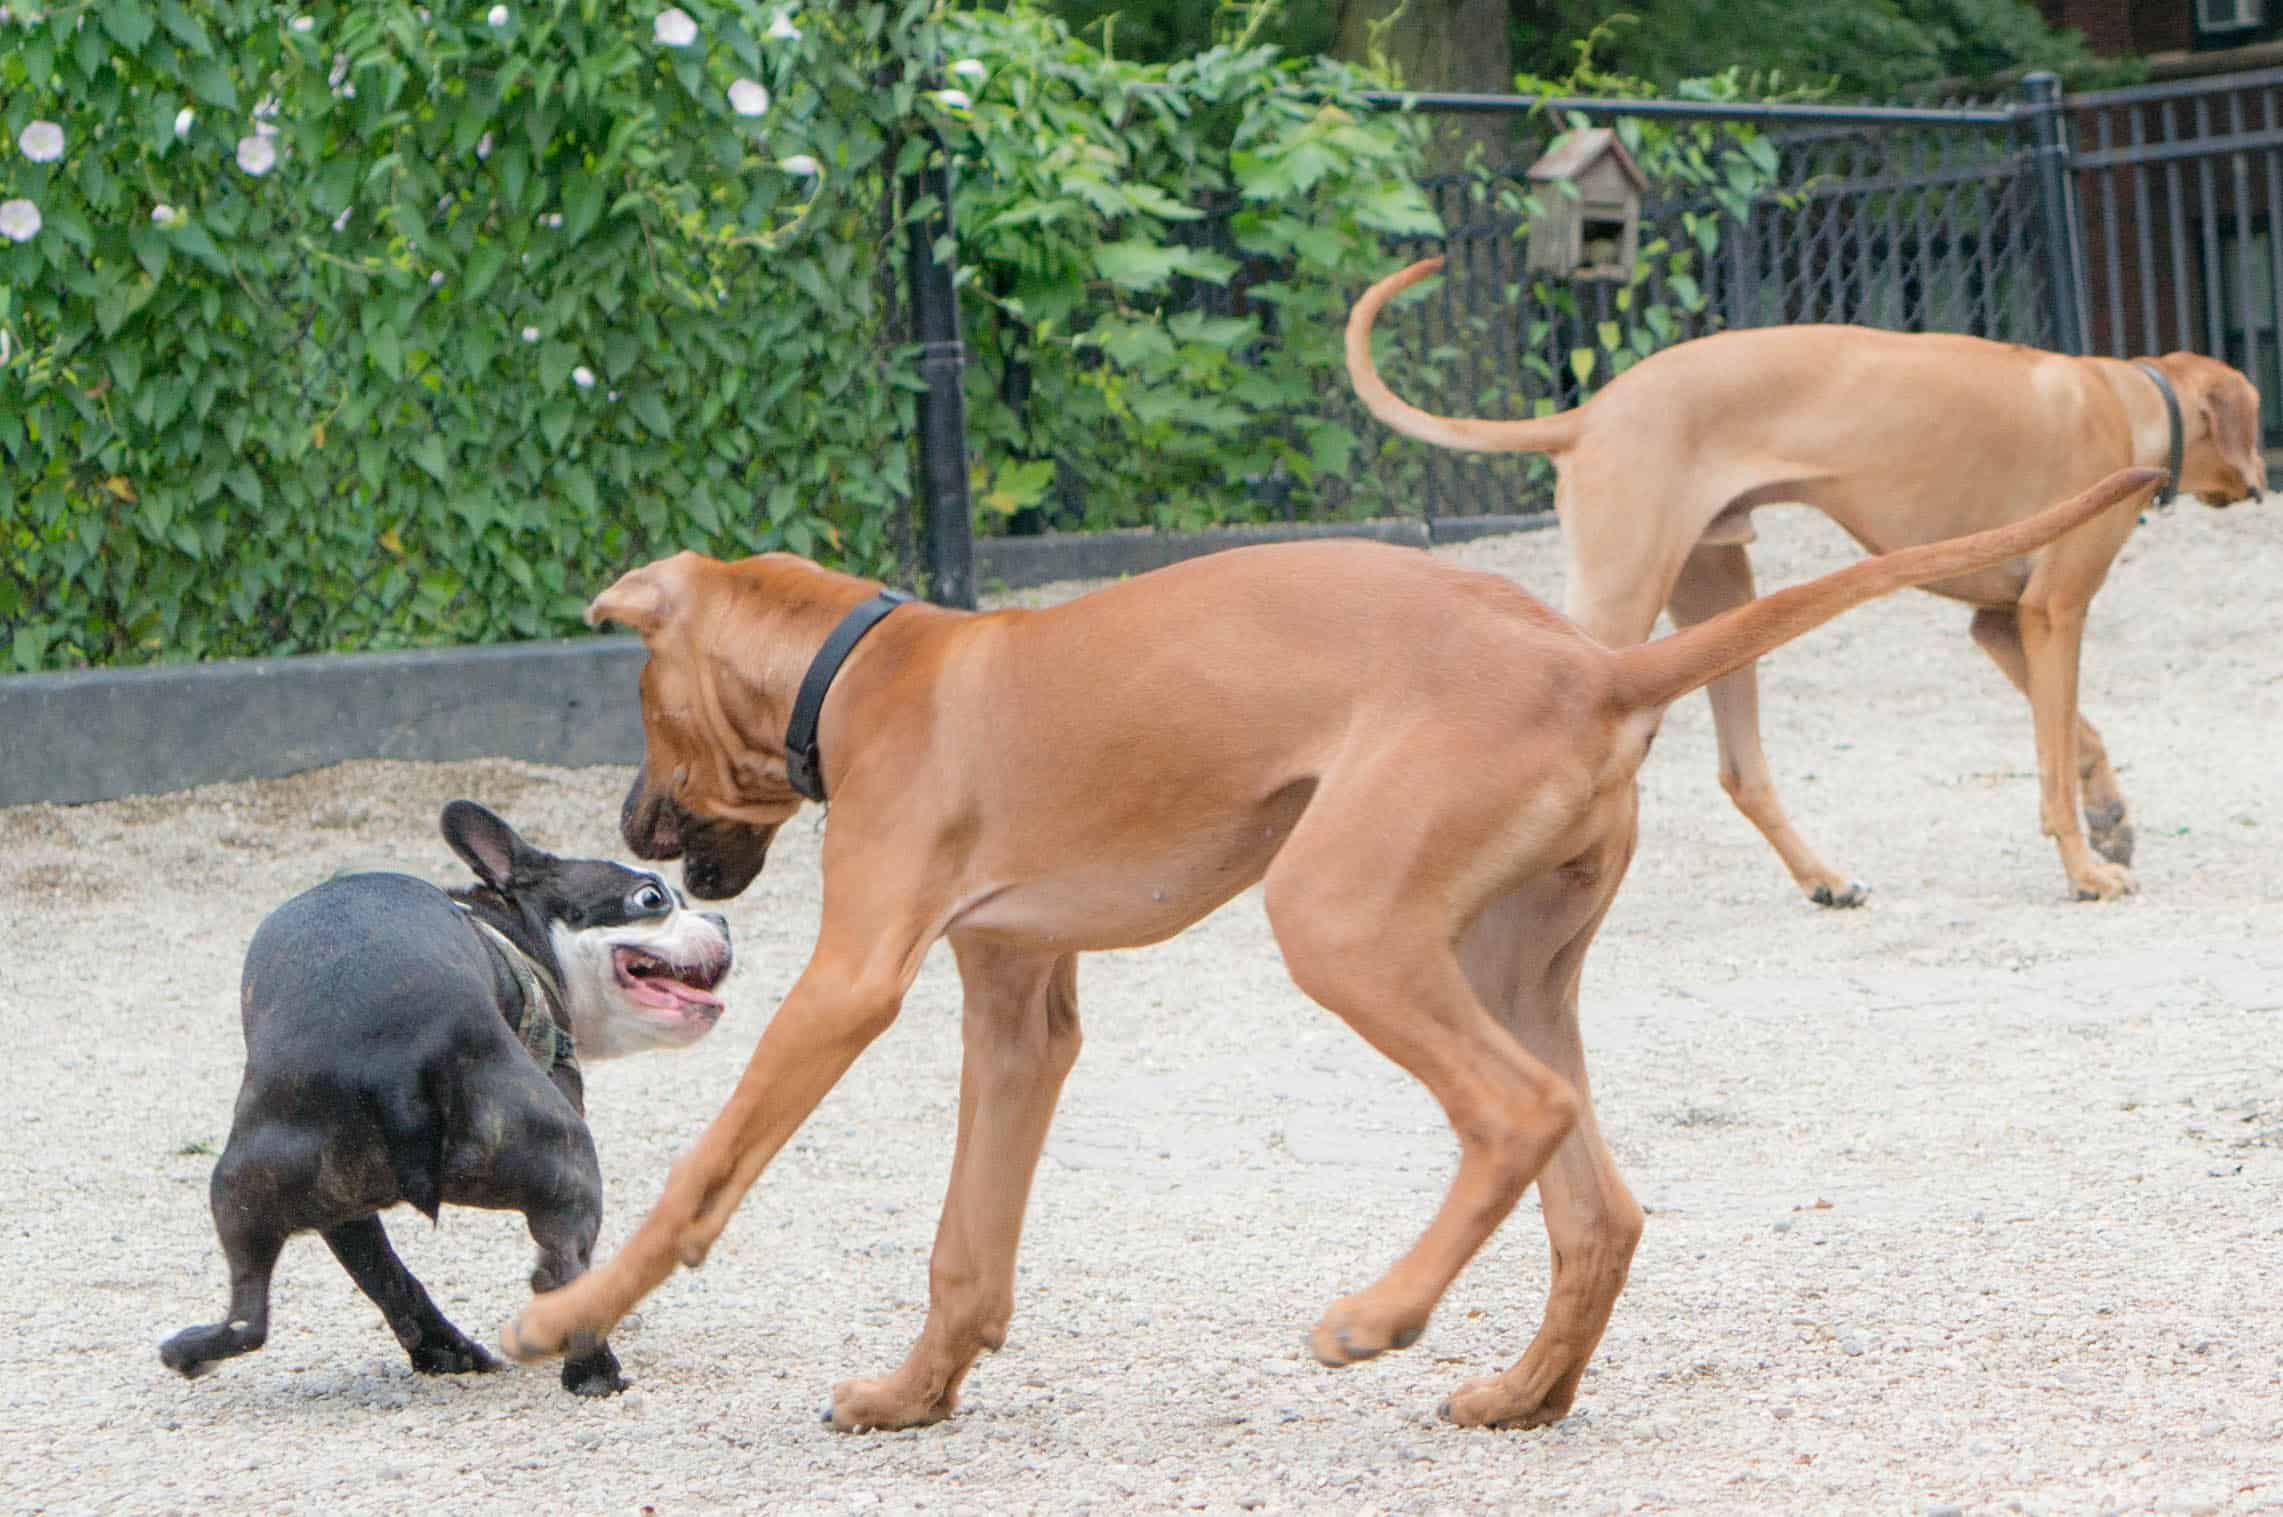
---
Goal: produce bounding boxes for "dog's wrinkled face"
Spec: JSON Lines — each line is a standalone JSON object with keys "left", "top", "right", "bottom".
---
{"left": 441, "top": 799, "right": 736, "bottom": 1056}
{"left": 2160, "top": 353, "right": 2267, "bottom": 507}
{"left": 587, "top": 551, "right": 823, "bottom": 901}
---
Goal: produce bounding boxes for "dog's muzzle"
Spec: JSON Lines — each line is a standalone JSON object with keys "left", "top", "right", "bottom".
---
{"left": 618, "top": 766, "right": 776, "bottom": 899}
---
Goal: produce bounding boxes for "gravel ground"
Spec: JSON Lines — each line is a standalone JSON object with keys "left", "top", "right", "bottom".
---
{"left": 3, "top": 496, "right": 2280, "bottom": 1517}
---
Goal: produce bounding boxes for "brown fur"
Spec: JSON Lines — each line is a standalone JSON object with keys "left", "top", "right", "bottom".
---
{"left": 1348, "top": 256, "right": 2267, "bottom": 903}
{"left": 501, "top": 467, "right": 2159, "bottom": 1431}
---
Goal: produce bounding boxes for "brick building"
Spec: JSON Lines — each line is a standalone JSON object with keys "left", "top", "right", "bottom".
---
{"left": 2036, "top": 0, "right": 2283, "bottom": 77}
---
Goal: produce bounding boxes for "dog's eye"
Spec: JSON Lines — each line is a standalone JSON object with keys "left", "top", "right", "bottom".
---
{"left": 633, "top": 883, "right": 669, "bottom": 913}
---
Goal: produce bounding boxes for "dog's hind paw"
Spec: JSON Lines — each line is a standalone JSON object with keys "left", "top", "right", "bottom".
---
{"left": 2089, "top": 817, "right": 2135, "bottom": 867}
{"left": 561, "top": 1344, "right": 627, "bottom": 1397}
{"left": 408, "top": 1333, "right": 500, "bottom": 1377}
{"left": 1807, "top": 880, "right": 1870, "bottom": 909}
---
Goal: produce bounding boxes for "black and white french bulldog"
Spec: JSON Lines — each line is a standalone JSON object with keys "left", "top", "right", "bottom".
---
{"left": 159, "top": 800, "right": 733, "bottom": 1395}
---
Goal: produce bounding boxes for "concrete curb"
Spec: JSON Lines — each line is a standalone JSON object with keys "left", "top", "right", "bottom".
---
{"left": 1, "top": 513, "right": 1552, "bottom": 806}
{"left": 0, "top": 637, "right": 649, "bottom": 807}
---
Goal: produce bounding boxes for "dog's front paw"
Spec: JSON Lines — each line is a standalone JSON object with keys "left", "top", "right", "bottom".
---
{"left": 1308, "top": 1291, "right": 1428, "bottom": 1367}
{"left": 824, "top": 1374, "right": 958, "bottom": 1433}
{"left": 408, "top": 1332, "right": 501, "bottom": 1377}
{"left": 1806, "top": 879, "right": 1870, "bottom": 909}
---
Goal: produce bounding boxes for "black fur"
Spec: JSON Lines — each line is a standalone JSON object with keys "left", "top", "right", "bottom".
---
{"left": 158, "top": 801, "right": 722, "bottom": 1397}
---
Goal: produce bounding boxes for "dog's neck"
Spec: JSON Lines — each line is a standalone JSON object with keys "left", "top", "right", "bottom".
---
{"left": 2129, "top": 360, "right": 2184, "bottom": 510}
{"left": 450, "top": 887, "right": 576, "bottom": 1073}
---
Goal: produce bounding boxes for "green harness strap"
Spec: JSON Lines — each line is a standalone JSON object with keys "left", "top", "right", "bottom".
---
{"left": 466, "top": 915, "right": 578, "bottom": 1077}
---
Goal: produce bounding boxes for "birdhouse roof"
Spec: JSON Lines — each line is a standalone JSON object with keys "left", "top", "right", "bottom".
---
{"left": 1526, "top": 128, "right": 1647, "bottom": 192}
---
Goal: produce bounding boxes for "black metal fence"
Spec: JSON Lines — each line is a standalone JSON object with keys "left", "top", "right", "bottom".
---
{"left": 914, "top": 68, "right": 2283, "bottom": 599}
{"left": 2069, "top": 66, "right": 2283, "bottom": 441}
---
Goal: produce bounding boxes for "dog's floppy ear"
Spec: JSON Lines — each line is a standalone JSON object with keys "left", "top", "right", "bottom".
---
{"left": 440, "top": 800, "right": 546, "bottom": 891}
{"left": 586, "top": 553, "right": 697, "bottom": 636}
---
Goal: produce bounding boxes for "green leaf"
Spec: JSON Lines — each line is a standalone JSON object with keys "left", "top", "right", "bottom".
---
{"left": 410, "top": 434, "right": 450, "bottom": 485}
{"left": 158, "top": 0, "right": 212, "bottom": 54}
{"left": 560, "top": 171, "right": 604, "bottom": 243}
{"left": 630, "top": 390, "right": 672, "bottom": 436}
{"left": 100, "top": 0, "right": 155, "bottom": 53}
{"left": 1569, "top": 347, "right": 1597, "bottom": 388}
{"left": 463, "top": 244, "right": 508, "bottom": 302}
{"left": 369, "top": 325, "right": 403, "bottom": 381}
{"left": 1093, "top": 240, "right": 1185, "bottom": 291}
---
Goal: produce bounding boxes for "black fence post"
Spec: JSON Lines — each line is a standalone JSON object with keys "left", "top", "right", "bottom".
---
{"left": 2020, "top": 71, "right": 2089, "bottom": 355}
{"left": 903, "top": 132, "right": 976, "bottom": 609}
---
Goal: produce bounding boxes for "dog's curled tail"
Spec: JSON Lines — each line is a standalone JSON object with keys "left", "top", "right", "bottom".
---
{"left": 1612, "top": 467, "right": 2163, "bottom": 713}
{"left": 1346, "top": 258, "right": 1585, "bottom": 456}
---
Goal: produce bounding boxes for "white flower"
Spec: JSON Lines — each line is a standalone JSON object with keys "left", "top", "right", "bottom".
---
{"left": 728, "top": 78, "right": 769, "bottom": 117}
{"left": 541, "top": 211, "right": 563, "bottom": 228}
{"left": 521, "top": 325, "right": 540, "bottom": 343}
{"left": 572, "top": 365, "right": 595, "bottom": 389}
{"left": 174, "top": 107, "right": 195, "bottom": 138}
{"left": 653, "top": 6, "right": 695, "bottom": 46}
{"left": 606, "top": 388, "right": 619, "bottom": 401}
{"left": 339, "top": 83, "right": 356, "bottom": 98}
{"left": 476, "top": 131, "right": 493, "bottom": 160}
{"left": 933, "top": 88, "right": 971, "bottom": 111}
{"left": 329, "top": 52, "right": 348, "bottom": 87}
{"left": 429, "top": 269, "right": 444, "bottom": 286}
{"left": 950, "top": 58, "right": 986, "bottom": 83}
{"left": 289, "top": 14, "right": 313, "bottom": 32}
{"left": 0, "top": 199, "right": 40, "bottom": 242}
{"left": 17, "top": 120, "right": 62, "bottom": 163}
{"left": 236, "top": 134, "right": 277, "bottom": 175}
{"left": 487, "top": 4, "right": 507, "bottom": 25}
{"left": 0, "top": 330, "right": 10, "bottom": 365}
{"left": 151, "top": 203, "right": 179, "bottom": 227}
{"left": 765, "top": 9, "right": 799, "bottom": 40}
{"left": 779, "top": 153, "right": 820, "bottom": 177}
{"left": 332, "top": 206, "right": 353, "bottom": 232}
{"left": 254, "top": 95, "right": 279, "bottom": 119}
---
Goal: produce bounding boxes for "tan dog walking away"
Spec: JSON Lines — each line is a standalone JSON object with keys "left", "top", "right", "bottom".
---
{"left": 502, "top": 467, "right": 2158, "bottom": 1431}
{"left": 1348, "top": 257, "right": 2266, "bottom": 904}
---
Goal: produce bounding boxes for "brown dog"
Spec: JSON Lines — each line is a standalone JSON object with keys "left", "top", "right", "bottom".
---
{"left": 501, "top": 467, "right": 2157, "bottom": 1431}
{"left": 1348, "top": 257, "right": 2266, "bottom": 903}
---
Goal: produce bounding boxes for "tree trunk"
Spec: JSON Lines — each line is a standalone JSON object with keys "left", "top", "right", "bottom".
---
{"left": 1333, "top": 0, "right": 1520, "bottom": 176}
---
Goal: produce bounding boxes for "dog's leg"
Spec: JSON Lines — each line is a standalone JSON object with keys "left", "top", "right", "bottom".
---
{"left": 321, "top": 1216, "right": 499, "bottom": 1376}
{"left": 1668, "top": 544, "right": 1867, "bottom": 906}
{"left": 2017, "top": 595, "right": 2137, "bottom": 899}
{"left": 1439, "top": 858, "right": 1644, "bottom": 1429}
{"left": 158, "top": 1158, "right": 288, "bottom": 1378}
{"left": 502, "top": 886, "right": 933, "bottom": 1367}
{"left": 1969, "top": 607, "right": 2133, "bottom": 866}
{"left": 1263, "top": 819, "right": 1580, "bottom": 1367}
{"left": 828, "top": 942, "right": 1082, "bottom": 1433}
{"left": 525, "top": 1192, "right": 627, "bottom": 1396}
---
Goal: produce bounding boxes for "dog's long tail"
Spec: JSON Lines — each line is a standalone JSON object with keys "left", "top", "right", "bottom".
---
{"left": 1610, "top": 467, "right": 2163, "bottom": 712}
{"left": 1346, "top": 257, "right": 1585, "bottom": 455}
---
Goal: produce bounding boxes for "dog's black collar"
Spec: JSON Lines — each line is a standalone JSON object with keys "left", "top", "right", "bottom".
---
{"left": 785, "top": 587, "right": 914, "bottom": 803}
{"left": 2131, "top": 360, "right": 2184, "bottom": 509}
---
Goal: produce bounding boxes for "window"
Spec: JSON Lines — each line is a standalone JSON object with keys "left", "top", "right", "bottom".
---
{"left": 2198, "top": 0, "right": 2265, "bottom": 32}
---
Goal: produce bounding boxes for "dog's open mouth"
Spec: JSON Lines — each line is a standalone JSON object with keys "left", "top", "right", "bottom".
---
{"left": 613, "top": 947, "right": 727, "bottom": 1019}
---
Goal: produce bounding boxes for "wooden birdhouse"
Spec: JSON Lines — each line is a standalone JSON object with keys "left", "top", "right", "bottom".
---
{"left": 1524, "top": 128, "right": 1647, "bottom": 282}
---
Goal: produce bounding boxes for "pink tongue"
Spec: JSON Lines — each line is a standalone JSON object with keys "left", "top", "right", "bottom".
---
{"left": 628, "top": 975, "right": 723, "bottom": 1012}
